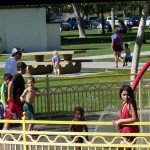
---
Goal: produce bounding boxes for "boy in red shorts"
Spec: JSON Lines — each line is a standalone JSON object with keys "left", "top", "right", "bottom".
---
{"left": 3, "top": 62, "right": 27, "bottom": 132}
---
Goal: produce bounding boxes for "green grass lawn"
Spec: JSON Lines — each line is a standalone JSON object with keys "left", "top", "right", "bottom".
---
{"left": 0, "top": 27, "right": 150, "bottom": 84}
{"left": 0, "top": 28, "right": 150, "bottom": 116}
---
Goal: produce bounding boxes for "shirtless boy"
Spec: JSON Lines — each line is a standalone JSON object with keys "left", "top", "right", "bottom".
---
{"left": 69, "top": 106, "right": 88, "bottom": 150}
{"left": 20, "top": 76, "right": 40, "bottom": 131}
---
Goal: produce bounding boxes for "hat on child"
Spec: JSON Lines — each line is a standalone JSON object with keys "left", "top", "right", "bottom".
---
{"left": 12, "top": 47, "right": 24, "bottom": 55}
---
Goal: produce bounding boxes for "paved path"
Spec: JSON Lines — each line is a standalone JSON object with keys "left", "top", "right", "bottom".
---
{"left": 0, "top": 51, "right": 149, "bottom": 73}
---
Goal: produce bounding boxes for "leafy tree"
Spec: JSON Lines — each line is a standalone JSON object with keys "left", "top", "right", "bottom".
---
{"left": 130, "top": 1, "right": 150, "bottom": 82}
{"left": 72, "top": 3, "right": 86, "bottom": 38}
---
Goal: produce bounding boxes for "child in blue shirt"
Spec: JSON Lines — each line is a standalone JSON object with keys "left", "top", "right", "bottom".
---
{"left": 124, "top": 43, "right": 132, "bottom": 66}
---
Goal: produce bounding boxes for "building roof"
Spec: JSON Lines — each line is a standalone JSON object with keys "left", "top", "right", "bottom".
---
{"left": 0, "top": 0, "right": 144, "bottom": 7}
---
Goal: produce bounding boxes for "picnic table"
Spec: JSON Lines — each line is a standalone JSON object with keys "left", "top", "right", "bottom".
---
{"left": 23, "top": 50, "right": 92, "bottom": 75}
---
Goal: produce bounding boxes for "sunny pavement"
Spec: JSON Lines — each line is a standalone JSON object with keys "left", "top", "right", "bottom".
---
{"left": 0, "top": 51, "right": 149, "bottom": 72}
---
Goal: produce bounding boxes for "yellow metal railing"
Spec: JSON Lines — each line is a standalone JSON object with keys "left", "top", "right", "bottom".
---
{"left": 1, "top": 112, "right": 150, "bottom": 150}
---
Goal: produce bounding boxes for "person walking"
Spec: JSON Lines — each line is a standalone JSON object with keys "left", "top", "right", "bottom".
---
{"left": 111, "top": 28, "right": 124, "bottom": 68}
{"left": 3, "top": 62, "right": 27, "bottom": 134}
{"left": 5, "top": 47, "right": 24, "bottom": 76}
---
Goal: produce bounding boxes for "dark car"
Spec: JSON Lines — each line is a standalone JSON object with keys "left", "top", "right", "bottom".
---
{"left": 128, "top": 16, "right": 140, "bottom": 27}
{"left": 66, "top": 17, "right": 78, "bottom": 30}
{"left": 89, "top": 18, "right": 101, "bottom": 29}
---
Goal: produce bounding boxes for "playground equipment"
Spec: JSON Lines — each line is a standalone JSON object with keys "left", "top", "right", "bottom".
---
{"left": 132, "top": 60, "right": 150, "bottom": 91}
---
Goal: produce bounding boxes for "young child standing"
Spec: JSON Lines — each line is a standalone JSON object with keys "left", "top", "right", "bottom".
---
{"left": 112, "top": 85, "right": 139, "bottom": 149}
{"left": 20, "top": 76, "right": 40, "bottom": 131}
{"left": 52, "top": 50, "right": 60, "bottom": 76}
{"left": 3, "top": 62, "right": 27, "bottom": 132}
{"left": 69, "top": 106, "right": 88, "bottom": 150}
{"left": 0, "top": 73, "right": 13, "bottom": 129}
{"left": 124, "top": 43, "right": 132, "bottom": 66}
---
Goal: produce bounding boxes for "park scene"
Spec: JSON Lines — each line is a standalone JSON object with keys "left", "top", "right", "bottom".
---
{"left": 0, "top": 0, "right": 150, "bottom": 150}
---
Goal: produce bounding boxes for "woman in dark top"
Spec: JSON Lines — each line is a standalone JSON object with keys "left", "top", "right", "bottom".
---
{"left": 111, "top": 28, "right": 124, "bottom": 68}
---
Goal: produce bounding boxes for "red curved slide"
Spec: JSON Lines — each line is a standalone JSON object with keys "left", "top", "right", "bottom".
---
{"left": 132, "top": 60, "right": 150, "bottom": 91}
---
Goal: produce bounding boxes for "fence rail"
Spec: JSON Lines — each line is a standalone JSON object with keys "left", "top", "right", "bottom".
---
{"left": 1, "top": 114, "right": 150, "bottom": 150}
{"left": 33, "top": 73, "right": 150, "bottom": 118}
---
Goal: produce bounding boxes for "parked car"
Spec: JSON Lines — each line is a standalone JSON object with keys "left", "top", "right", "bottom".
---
{"left": 105, "top": 16, "right": 119, "bottom": 26}
{"left": 66, "top": 17, "right": 78, "bottom": 30}
{"left": 124, "top": 17, "right": 130, "bottom": 26}
{"left": 128, "top": 16, "right": 140, "bottom": 26}
{"left": 116, "top": 21, "right": 127, "bottom": 33}
{"left": 146, "top": 16, "right": 150, "bottom": 27}
{"left": 53, "top": 19, "right": 71, "bottom": 31}
{"left": 97, "top": 19, "right": 112, "bottom": 32}
{"left": 89, "top": 18, "right": 101, "bottom": 29}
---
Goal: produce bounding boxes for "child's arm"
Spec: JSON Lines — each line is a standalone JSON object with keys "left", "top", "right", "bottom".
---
{"left": 84, "top": 125, "right": 89, "bottom": 141}
{"left": 52, "top": 57, "right": 54, "bottom": 65}
{"left": 111, "top": 38, "right": 115, "bottom": 50}
{"left": 69, "top": 119, "right": 75, "bottom": 139}
{"left": 112, "top": 103, "right": 137, "bottom": 126}
{"left": 2, "top": 92, "right": 7, "bottom": 106}
{"left": 20, "top": 89, "right": 28, "bottom": 102}
{"left": 35, "top": 88, "right": 40, "bottom": 96}
{"left": 31, "top": 87, "right": 40, "bottom": 96}
{"left": 7, "top": 81, "right": 13, "bottom": 102}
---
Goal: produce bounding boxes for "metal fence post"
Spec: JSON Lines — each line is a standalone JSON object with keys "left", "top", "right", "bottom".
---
{"left": 46, "top": 75, "right": 51, "bottom": 119}
{"left": 22, "top": 112, "right": 28, "bottom": 150}
{"left": 139, "top": 77, "right": 142, "bottom": 111}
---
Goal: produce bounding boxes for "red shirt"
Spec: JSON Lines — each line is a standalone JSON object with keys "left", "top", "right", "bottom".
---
{"left": 119, "top": 103, "right": 139, "bottom": 133}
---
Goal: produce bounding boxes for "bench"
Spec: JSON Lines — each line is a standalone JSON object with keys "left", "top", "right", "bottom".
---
{"left": 22, "top": 50, "right": 92, "bottom": 75}
{"left": 25, "top": 59, "right": 93, "bottom": 75}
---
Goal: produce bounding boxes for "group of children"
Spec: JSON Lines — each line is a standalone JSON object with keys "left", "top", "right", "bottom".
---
{"left": 70, "top": 84, "right": 139, "bottom": 150}
{"left": 0, "top": 56, "right": 138, "bottom": 150}
{"left": 0, "top": 62, "right": 40, "bottom": 133}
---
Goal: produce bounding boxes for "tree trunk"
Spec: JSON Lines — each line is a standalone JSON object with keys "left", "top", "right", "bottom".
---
{"left": 123, "top": 10, "right": 126, "bottom": 21}
{"left": 101, "top": 10, "right": 105, "bottom": 35}
{"left": 130, "top": 1, "right": 150, "bottom": 82}
{"left": 72, "top": 3, "right": 86, "bottom": 38}
{"left": 111, "top": 8, "right": 115, "bottom": 30}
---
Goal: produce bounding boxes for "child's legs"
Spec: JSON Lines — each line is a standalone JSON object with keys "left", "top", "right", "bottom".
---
{"left": 56, "top": 66, "right": 60, "bottom": 75}
{"left": 0, "top": 103, "right": 4, "bottom": 129}
{"left": 75, "top": 137, "right": 83, "bottom": 150}
{"left": 53, "top": 66, "right": 57, "bottom": 75}
{"left": 3, "top": 122, "right": 10, "bottom": 130}
{"left": 119, "top": 136, "right": 136, "bottom": 150}
{"left": 113, "top": 51, "right": 119, "bottom": 66}
{"left": 23, "top": 103, "right": 35, "bottom": 131}
{"left": 28, "top": 124, "right": 34, "bottom": 131}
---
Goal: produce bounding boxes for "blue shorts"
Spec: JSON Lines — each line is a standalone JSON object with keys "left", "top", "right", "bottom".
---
{"left": 125, "top": 54, "right": 132, "bottom": 62}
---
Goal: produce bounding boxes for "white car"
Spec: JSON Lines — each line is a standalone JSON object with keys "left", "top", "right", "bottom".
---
{"left": 105, "top": 16, "right": 119, "bottom": 26}
{"left": 124, "top": 17, "right": 130, "bottom": 26}
{"left": 146, "top": 16, "right": 150, "bottom": 27}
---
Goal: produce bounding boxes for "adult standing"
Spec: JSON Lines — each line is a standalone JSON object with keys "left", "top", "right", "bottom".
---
{"left": 111, "top": 28, "right": 124, "bottom": 68}
{"left": 5, "top": 47, "right": 24, "bottom": 76}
